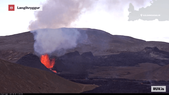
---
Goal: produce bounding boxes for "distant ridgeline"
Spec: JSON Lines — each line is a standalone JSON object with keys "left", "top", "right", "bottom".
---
{"left": 128, "top": 0, "right": 169, "bottom": 21}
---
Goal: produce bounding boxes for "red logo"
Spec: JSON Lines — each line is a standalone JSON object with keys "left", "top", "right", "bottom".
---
{"left": 8, "top": 5, "right": 15, "bottom": 11}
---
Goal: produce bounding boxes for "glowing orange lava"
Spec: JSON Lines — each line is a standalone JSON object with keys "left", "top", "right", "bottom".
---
{"left": 40, "top": 54, "right": 57, "bottom": 73}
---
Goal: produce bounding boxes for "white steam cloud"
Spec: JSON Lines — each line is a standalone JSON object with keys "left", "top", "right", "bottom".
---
{"left": 31, "top": 28, "right": 88, "bottom": 56}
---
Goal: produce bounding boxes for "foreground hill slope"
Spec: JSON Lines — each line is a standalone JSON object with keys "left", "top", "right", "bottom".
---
{"left": 0, "top": 58, "right": 97, "bottom": 93}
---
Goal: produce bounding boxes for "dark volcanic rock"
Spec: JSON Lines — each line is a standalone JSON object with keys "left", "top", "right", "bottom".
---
{"left": 16, "top": 54, "right": 52, "bottom": 73}
{"left": 52, "top": 51, "right": 95, "bottom": 79}
{"left": 16, "top": 47, "right": 169, "bottom": 77}
{"left": 81, "top": 52, "right": 94, "bottom": 58}
{"left": 63, "top": 51, "right": 80, "bottom": 58}
{"left": 83, "top": 79, "right": 151, "bottom": 93}
{"left": 142, "top": 47, "right": 169, "bottom": 58}
{"left": 143, "top": 47, "right": 160, "bottom": 53}
{"left": 16, "top": 47, "right": 169, "bottom": 80}
{"left": 15, "top": 52, "right": 92, "bottom": 79}
{"left": 78, "top": 78, "right": 169, "bottom": 93}
{"left": 92, "top": 47, "right": 169, "bottom": 66}
{"left": 53, "top": 51, "right": 92, "bottom": 77}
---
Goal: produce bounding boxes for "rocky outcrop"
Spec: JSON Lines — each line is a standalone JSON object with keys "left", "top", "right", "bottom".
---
{"left": 17, "top": 47, "right": 169, "bottom": 80}
{"left": 16, "top": 54, "right": 53, "bottom": 73}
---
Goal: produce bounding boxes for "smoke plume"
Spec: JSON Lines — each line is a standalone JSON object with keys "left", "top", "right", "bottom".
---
{"left": 29, "top": 0, "right": 152, "bottom": 56}
{"left": 29, "top": 0, "right": 152, "bottom": 30}
{"left": 31, "top": 28, "right": 88, "bottom": 56}
{"left": 29, "top": 0, "right": 95, "bottom": 30}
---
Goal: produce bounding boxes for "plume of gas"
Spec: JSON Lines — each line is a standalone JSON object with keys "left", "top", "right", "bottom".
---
{"left": 31, "top": 28, "right": 88, "bottom": 56}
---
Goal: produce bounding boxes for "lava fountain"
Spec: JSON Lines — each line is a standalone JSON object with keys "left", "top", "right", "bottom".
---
{"left": 40, "top": 54, "right": 57, "bottom": 73}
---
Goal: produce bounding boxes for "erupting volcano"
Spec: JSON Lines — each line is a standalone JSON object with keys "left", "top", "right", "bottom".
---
{"left": 40, "top": 54, "right": 57, "bottom": 73}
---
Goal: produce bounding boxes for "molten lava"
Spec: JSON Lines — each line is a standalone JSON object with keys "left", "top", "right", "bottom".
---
{"left": 40, "top": 54, "right": 57, "bottom": 73}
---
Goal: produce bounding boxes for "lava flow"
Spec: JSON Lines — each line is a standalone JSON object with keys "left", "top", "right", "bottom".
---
{"left": 40, "top": 54, "right": 57, "bottom": 73}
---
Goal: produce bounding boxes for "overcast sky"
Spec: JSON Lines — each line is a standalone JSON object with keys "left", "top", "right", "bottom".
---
{"left": 0, "top": 0, "right": 169, "bottom": 43}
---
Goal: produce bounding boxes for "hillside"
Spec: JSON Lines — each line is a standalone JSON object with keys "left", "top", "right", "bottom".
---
{"left": 0, "top": 28, "right": 169, "bottom": 63}
{"left": 0, "top": 58, "right": 97, "bottom": 93}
